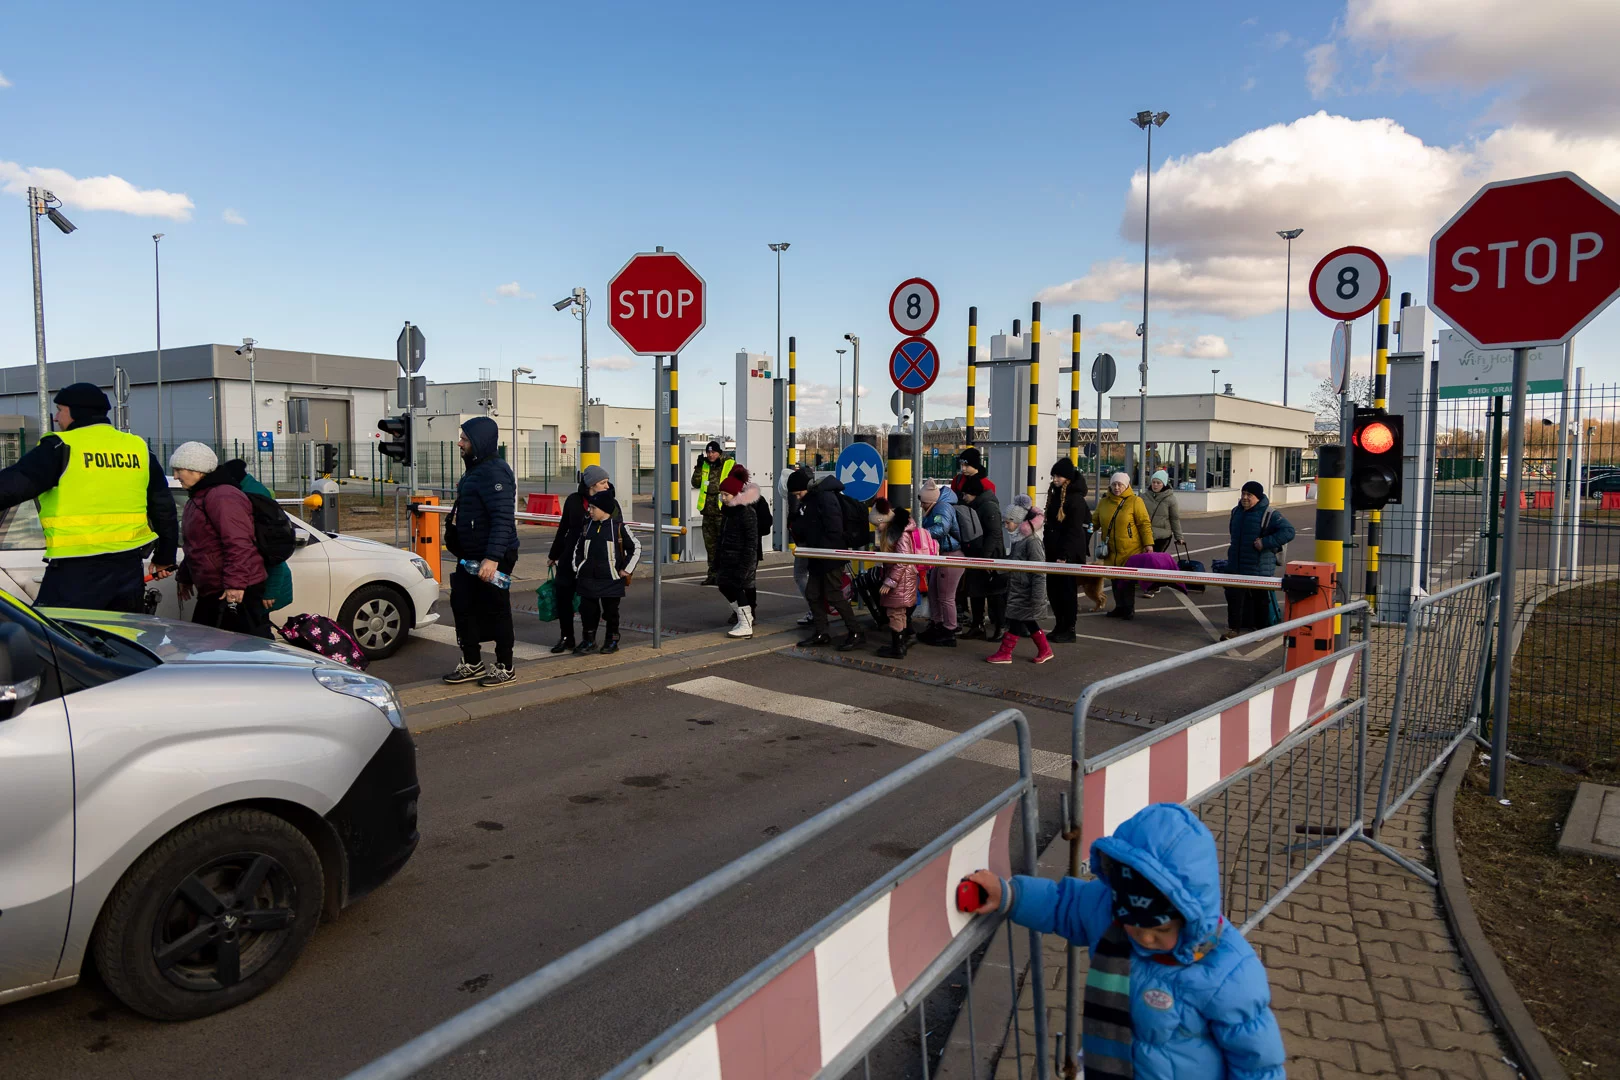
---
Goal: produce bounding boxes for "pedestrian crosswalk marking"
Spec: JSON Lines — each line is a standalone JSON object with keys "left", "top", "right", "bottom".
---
{"left": 669, "top": 676, "right": 1070, "bottom": 779}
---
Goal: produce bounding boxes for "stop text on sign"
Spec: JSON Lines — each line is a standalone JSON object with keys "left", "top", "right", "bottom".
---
{"left": 1446, "top": 233, "right": 1604, "bottom": 292}
{"left": 617, "top": 287, "right": 697, "bottom": 320}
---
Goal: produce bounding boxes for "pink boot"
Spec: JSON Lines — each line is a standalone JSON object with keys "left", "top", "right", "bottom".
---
{"left": 986, "top": 632, "right": 1019, "bottom": 664}
{"left": 1031, "top": 630, "right": 1054, "bottom": 664}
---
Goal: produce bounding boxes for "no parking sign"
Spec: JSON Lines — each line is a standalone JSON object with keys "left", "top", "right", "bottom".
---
{"left": 888, "top": 336, "right": 940, "bottom": 394}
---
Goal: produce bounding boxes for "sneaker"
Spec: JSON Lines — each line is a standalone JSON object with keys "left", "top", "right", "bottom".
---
{"left": 550, "top": 639, "right": 575, "bottom": 655}
{"left": 477, "top": 663, "right": 516, "bottom": 687}
{"left": 442, "top": 661, "right": 486, "bottom": 685}
{"left": 601, "top": 639, "right": 620, "bottom": 655}
{"left": 573, "top": 639, "right": 598, "bottom": 656}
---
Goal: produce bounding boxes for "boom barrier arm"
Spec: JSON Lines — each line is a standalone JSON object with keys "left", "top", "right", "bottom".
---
{"left": 793, "top": 546, "right": 1283, "bottom": 590}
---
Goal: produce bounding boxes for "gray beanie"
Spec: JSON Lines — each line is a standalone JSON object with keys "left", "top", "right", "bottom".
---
{"left": 580, "top": 464, "right": 610, "bottom": 488}
{"left": 1004, "top": 503, "right": 1030, "bottom": 526}
{"left": 168, "top": 441, "right": 219, "bottom": 474}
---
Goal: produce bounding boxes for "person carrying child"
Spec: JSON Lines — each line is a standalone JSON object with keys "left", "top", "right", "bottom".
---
{"left": 963, "top": 802, "right": 1285, "bottom": 1080}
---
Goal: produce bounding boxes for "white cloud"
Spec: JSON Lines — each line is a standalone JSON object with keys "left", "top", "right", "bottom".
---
{"left": 1090, "top": 319, "right": 1139, "bottom": 343}
{"left": 0, "top": 72, "right": 11, "bottom": 89}
{"left": 222, "top": 208, "right": 246, "bottom": 225}
{"left": 1157, "top": 334, "right": 1232, "bottom": 360}
{"left": 590, "top": 354, "right": 637, "bottom": 371}
{"left": 1241, "top": 76, "right": 1257, "bottom": 92}
{"left": 1340, "top": 0, "right": 1620, "bottom": 127}
{"left": 494, "top": 281, "right": 533, "bottom": 300}
{"left": 1304, "top": 43, "right": 1339, "bottom": 98}
{"left": 1266, "top": 30, "right": 1293, "bottom": 49}
{"left": 0, "top": 161, "right": 193, "bottom": 220}
{"left": 1038, "top": 112, "right": 1620, "bottom": 319}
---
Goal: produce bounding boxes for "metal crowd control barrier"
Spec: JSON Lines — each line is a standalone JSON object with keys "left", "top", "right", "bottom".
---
{"left": 344, "top": 709, "right": 1049, "bottom": 1080}
{"left": 793, "top": 547, "right": 1285, "bottom": 591}
{"left": 1056, "top": 602, "right": 1375, "bottom": 1076}
{"left": 1373, "top": 573, "right": 1500, "bottom": 834}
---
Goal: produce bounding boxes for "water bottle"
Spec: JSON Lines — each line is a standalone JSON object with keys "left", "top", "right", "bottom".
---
{"left": 460, "top": 559, "right": 512, "bottom": 590}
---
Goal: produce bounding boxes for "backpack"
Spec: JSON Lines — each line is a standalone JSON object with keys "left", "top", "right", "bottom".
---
{"left": 953, "top": 502, "right": 984, "bottom": 547}
{"left": 275, "top": 613, "right": 368, "bottom": 669}
{"left": 837, "top": 493, "right": 871, "bottom": 550}
{"left": 197, "top": 487, "right": 299, "bottom": 568}
{"left": 909, "top": 521, "right": 939, "bottom": 558}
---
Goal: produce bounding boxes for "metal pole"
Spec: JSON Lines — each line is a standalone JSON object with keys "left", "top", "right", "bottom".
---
{"left": 1490, "top": 348, "right": 1530, "bottom": 799}
{"left": 1138, "top": 124, "right": 1152, "bottom": 488}
{"left": 719, "top": 382, "right": 727, "bottom": 442}
{"left": 837, "top": 348, "right": 846, "bottom": 449}
{"left": 404, "top": 322, "right": 418, "bottom": 497}
{"left": 579, "top": 296, "right": 590, "bottom": 436}
{"left": 1421, "top": 352, "right": 1440, "bottom": 588}
{"left": 653, "top": 354, "right": 664, "bottom": 649}
{"left": 1282, "top": 235, "right": 1293, "bottom": 406}
{"left": 29, "top": 188, "right": 50, "bottom": 434}
{"left": 851, "top": 337, "right": 861, "bottom": 440}
{"left": 154, "top": 234, "right": 164, "bottom": 458}
{"left": 1569, "top": 366, "right": 1586, "bottom": 580}
{"left": 1338, "top": 324, "right": 1355, "bottom": 648}
{"left": 248, "top": 344, "right": 259, "bottom": 479}
{"left": 1549, "top": 340, "right": 1573, "bottom": 584}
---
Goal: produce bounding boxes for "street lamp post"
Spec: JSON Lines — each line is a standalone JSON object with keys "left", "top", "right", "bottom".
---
{"left": 28, "top": 187, "right": 77, "bottom": 433}
{"left": 844, "top": 334, "right": 861, "bottom": 440}
{"left": 768, "top": 243, "right": 790, "bottom": 368}
{"left": 1129, "top": 109, "right": 1168, "bottom": 486}
{"left": 153, "top": 233, "right": 165, "bottom": 457}
{"left": 553, "top": 288, "right": 590, "bottom": 435}
{"left": 1212, "top": 369, "right": 1220, "bottom": 394}
{"left": 719, "top": 381, "right": 728, "bottom": 443}
{"left": 511, "top": 366, "right": 533, "bottom": 474}
{"left": 1277, "top": 228, "right": 1303, "bottom": 406}
{"left": 836, "top": 347, "right": 847, "bottom": 448}
{"left": 240, "top": 338, "right": 258, "bottom": 477}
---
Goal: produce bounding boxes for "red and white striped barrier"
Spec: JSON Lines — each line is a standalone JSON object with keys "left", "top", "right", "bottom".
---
{"left": 793, "top": 547, "right": 1282, "bottom": 592}
{"left": 643, "top": 806, "right": 1014, "bottom": 1080}
{"left": 1078, "top": 653, "right": 1357, "bottom": 860}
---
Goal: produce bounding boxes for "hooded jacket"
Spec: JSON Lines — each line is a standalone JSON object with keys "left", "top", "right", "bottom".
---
{"left": 714, "top": 484, "right": 761, "bottom": 592}
{"left": 1226, "top": 495, "right": 1295, "bottom": 576}
{"left": 789, "top": 474, "right": 846, "bottom": 562}
{"left": 178, "top": 467, "right": 267, "bottom": 594}
{"left": 549, "top": 482, "right": 612, "bottom": 572}
{"left": 1007, "top": 804, "right": 1286, "bottom": 1080}
{"left": 451, "top": 417, "right": 518, "bottom": 564}
{"left": 571, "top": 507, "right": 642, "bottom": 599}
{"left": 1043, "top": 476, "right": 1092, "bottom": 562}
{"left": 921, "top": 487, "right": 962, "bottom": 553}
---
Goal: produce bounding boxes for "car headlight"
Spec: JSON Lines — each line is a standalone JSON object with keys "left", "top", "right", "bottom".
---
{"left": 314, "top": 668, "right": 407, "bottom": 729}
{"left": 410, "top": 556, "right": 434, "bottom": 580}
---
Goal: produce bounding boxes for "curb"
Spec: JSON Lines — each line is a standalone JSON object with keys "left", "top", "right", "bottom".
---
{"left": 1433, "top": 745, "right": 1569, "bottom": 1080}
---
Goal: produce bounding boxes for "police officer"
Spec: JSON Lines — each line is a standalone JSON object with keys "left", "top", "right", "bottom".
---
{"left": 0, "top": 383, "right": 179, "bottom": 612}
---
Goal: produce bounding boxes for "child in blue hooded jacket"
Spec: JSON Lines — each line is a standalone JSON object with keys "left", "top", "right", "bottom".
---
{"left": 965, "top": 803, "right": 1285, "bottom": 1080}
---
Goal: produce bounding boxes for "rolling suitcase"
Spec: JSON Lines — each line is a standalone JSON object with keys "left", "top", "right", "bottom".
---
{"left": 1175, "top": 540, "right": 1207, "bottom": 594}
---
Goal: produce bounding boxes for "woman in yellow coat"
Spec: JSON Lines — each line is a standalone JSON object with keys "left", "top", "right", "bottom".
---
{"left": 1094, "top": 471, "right": 1153, "bottom": 620}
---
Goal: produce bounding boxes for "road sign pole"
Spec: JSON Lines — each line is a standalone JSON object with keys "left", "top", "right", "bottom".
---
{"left": 653, "top": 353, "right": 664, "bottom": 650}
{"left": 1096, "top": 387, "right": 1104, "bottom": 507}
{"left": 1490, "top": 348, "right": 1530, "bottom": 799}
{"left": 1338, "top": 320, "right": 1354, "bottom": 647}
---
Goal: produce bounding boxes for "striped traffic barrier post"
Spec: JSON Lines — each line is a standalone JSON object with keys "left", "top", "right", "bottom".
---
{"left": 667, "top": 355, "right": 680, "bottom": 561}
{"left": 1027, "top": 301, "right": 1041, "bottom": 501}
{"left": 887, "top": 431, "right": 913, "bottom": 512}
{"left": 965, "top": 306, "right": 978, "bottom": 453}
{"left": 579, "top": 430, "right": 600, "bottom": 476}
{"left": 1366, "top": 288, "right": 1391, "bottom": 608}
{"left": 1069, "top": 313, "right": 1082, "bottom": 466}
{"left": 788, "top": 336, "right": 798, "bottom": 468}
{"left": 1315, "top": 443, "right": 1346, "bottom": 635}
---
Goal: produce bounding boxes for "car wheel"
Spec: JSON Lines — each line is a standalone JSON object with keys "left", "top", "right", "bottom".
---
{"left": 91, "top": 808, "right": 324, "bottom": 1020}
{"left": 340, "top": 583, "right": 411, "bottom": 659}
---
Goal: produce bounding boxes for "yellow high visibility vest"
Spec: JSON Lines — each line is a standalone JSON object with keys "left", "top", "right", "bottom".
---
{"left": 698, "top": 458, "right": 735, "bottom": 513}
{"left": 37, "top": 424, "right": 158, "bottom": 559}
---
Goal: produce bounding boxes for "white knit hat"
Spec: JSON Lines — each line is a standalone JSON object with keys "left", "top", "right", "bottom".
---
{"left": 168, "top": 441, "right": 219, "bottom": 474}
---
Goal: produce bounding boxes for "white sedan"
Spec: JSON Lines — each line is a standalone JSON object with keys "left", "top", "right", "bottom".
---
{"left": 0, "top": 490, "right": 442, "bottom": 659}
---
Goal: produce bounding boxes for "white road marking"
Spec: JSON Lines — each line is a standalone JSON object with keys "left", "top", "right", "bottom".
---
{"left": 669, "top": 676, "right": 1070, "bottom": 779}
{"left": 413, "top": 622, "right": 552, "bottom": 660}
{"left": 1174, "top": 589, "right": 1223, "bottom": 641}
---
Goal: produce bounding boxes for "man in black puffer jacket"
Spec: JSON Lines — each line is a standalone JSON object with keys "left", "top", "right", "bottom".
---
{"left": 444, "top": 417, "right": 519, "bottom": 686}
{"left": 787, "top": 471, "right": 864, "bottom": 650}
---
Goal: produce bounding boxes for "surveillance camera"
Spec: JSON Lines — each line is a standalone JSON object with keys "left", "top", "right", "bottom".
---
{"left": 235, "top": 347, "right": 244, "bottom": 355}
{"left": 553, "top": 297, "right": 574, "bottom": 311}
{"left": 46, "top": 208, "right": 77, "bottom": 235}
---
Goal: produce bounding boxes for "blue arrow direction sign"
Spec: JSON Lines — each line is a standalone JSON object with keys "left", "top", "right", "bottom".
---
{"left": 835, "top": 441, "right": 885, "bottom": 502}
{"left": 889, "top": 335, "right": 940, "bottom": 394}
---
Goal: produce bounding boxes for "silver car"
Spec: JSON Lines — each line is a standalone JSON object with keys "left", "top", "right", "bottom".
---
{"left": 0, "top": 591, "right": 419, "bottom": 1019}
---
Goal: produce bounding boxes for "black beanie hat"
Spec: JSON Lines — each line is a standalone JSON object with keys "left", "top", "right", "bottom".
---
{"left": 54, "top": 382, "right": 110, "bottom": 413}
{"left": 589, "top": 490, "right": 619, "bottom": 514}
{"left": 959, "top": 474, "right": 985, "bottom": 497}
{"left": 1109, "top": 862, "right": 1180, "bottom": 929}
{"left": 787, "top": 471, "right": 811, "bottom": 493}
{"left": 1052, "top": 457, "right": 1078, "bottom": 481}
{"left": 706, "top": 440, "right": 722, "bottom": 454}
{"left": 957, "top": 446, "right": 984, "bottom": 472}
{"left": 1242, "top": 480, "right": 1265, "bottom": 498}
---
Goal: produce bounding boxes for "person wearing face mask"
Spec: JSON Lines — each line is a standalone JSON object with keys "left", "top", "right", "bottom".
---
{"left": 1094, "top": 471, "right": 1153, "bottom": 621}
{"left": 0, "top": 383, "right": 179, "bottom": 613}
{"left": 546, "top": 464, "right": 613, "bottom": 655}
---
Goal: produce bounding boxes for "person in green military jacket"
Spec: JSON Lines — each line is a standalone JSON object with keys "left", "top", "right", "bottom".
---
{"left": 690, "top": 440, "right": 734, "bottom": 586}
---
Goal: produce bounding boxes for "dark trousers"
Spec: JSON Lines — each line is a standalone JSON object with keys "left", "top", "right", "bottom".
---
{"left": 1005, "top": 618, "right": 1042, "bottom": 637}
{"left": 719, "top": 583, "right": 757, "bottom": 608}
{"left": 805, "top": 564, "right": 857, "bottom": 634}
{"left": 38, "top": 550, "right": 145, "bottom": 614}
{"left": 701, "top": 513, "right": 723, "bottom": 577}
{"left": 451, "top": 566, "right": 515, "bottom": 667}
{"left": 193, "top": 583, "right": 273, "bottom": 639}
{"left": 580, "top": 596, "right": 621, "bottom": 641}
{"left": 1112, "top": 579, "right": 1138, "bottom": 615}
{"left": 1048, "top": 573, "right": 1078, "bottom": 633}
{"left": 969, "top": 593, "right": 1007, "bottom": 629}
{"left": 554, "top": 569, "right": 578, "bottom": 644}
{"left": 1224, "top": 588, "right": 1275, "bottom": 632}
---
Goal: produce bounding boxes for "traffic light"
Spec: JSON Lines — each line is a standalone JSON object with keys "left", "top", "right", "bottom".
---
{"left": 1350, "top": 406, "right": 1403, "bottom": 510}
{"left": 317, "top": 442, "right": 339, "bottom": 475}
{"left": 378, "top": 415, "right": 412, "bottom": 467}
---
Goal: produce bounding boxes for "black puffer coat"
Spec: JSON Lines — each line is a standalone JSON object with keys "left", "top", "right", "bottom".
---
{"left": 715, "top": 486, "right": 761, "bottom": 592}
{"left": 449, "top": 416, "right": 518, "bottom": 563}
{"left": 1043, "top": 476, "right": 1092, "bottom": 561}
{"left": 963, "top": 489, "right": 1007, "bottom": 598}
{"left": 789, "top": 474, "right": 846, "bottom": 565}
{"left": 1225, "top": 495, "right": 1296, "bottom": 576}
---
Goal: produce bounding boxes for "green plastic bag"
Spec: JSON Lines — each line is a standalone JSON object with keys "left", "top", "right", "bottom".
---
{"left": 534, "top": 568, "right": 581, "bottom": 623}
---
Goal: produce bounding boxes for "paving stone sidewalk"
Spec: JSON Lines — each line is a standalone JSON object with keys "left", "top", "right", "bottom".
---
{"left": 997, "top": 779, "right": 1521, "bottom": 1080}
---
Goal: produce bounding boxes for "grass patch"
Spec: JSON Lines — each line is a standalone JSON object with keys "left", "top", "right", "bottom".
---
{"left": 1453, "top": 754, "right": 1620, "bottom": 1075}
{"left": 1509, "top": 578, "right": 1620, "bottom": 763}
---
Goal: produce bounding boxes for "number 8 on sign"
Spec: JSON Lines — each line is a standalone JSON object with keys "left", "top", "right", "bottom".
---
{"left": 889, "top": 277, "right": 940, "bottom": 335}
{"left": 1309, "top": 246, "right": 1389, "bottom": 321}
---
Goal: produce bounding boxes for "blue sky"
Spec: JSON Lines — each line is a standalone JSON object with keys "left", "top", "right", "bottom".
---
{"left": 2, "top": 0, "right": 1618, "bottom": 433}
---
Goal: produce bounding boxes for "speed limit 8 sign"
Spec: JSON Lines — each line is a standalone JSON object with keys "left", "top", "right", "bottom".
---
{"left": 889, "top": 277, "right": 940, "bottom": 335}
{"left": 1309, "top": 246, "right": 1389, "bottom": 321}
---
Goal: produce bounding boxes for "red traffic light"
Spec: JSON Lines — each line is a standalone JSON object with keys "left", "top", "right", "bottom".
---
{"left": 1355, "top": 421, "right": 1395, "bottom": 455}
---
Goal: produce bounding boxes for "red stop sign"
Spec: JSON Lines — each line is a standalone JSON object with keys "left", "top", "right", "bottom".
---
{"left": 606, "top": 251, "right": 707, "bottom": 356}
{"left": 1429, "top": 171, "right": 1620, "bottom": 350}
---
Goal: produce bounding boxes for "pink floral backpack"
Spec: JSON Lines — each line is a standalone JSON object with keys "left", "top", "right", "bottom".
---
{"left": 276, "top": 613, "right": 369, "bottom": 670}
